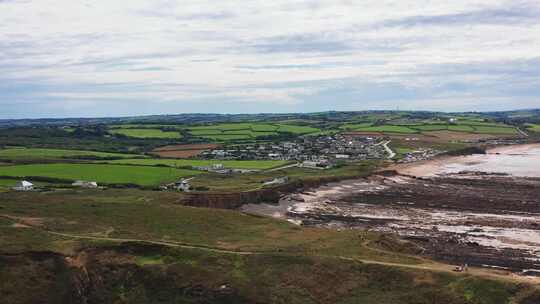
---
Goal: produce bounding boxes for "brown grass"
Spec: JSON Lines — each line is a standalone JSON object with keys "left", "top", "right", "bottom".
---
{"left": 151, "top": 144, "right": 220, "bottom": 159}
{"left": 344, "top": 130, "right": 510, "bottom": 143}
{"left": 424, "top": 131, "right": 499, "bottom": 142}
{"left": 153, "top": 144, "right": 220, "bottom": 152}
{"left": 150, "top": 150, "right": 206, "bottom": 158}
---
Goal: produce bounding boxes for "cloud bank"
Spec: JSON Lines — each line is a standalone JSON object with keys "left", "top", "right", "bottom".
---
{"left": 1, "top": 0, "right": 539, "bottom": 118}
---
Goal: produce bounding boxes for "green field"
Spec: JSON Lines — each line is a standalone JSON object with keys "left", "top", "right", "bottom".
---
{"left": 526, "top": 123, "right": 540, "bottom": 132}
{"left": 109, "top": 124, "right": 182, "bottom": 129}
{"left": 409, "top": 124, "right": 449, "bottom": 131}
{"left": 340, "top": 120, "right": 519, "bottom": 136}
{"left": 340, "top": 123, "right": 373, "bottom": 130}
{"left": 0, "top": 148, "right": 143, "bottom": 161}
{"left": 189, "top": 129, "right": 224, "bottom": 135}
{"left": 103, "top": 159, "right": 288, "bottom": 170}
{"left": 0, "top": 178, "right": 21, "bottom": 191}
{"left": 0, "top": 189, "right": 536, "bottom": 304}
{"left": 472, "top": 126, "right": 518, "bottom": 134}
{"left": 275, "top": 124, "right": 320, "bottom": 134}
{"left": 0, "top": 188, "right": 414, "bottom": 262}
{"left": 109, "top": 128, "right": 182, "bottom": 139}
{"left": 352, "top": 125, "right": 419, "bottom": 134}
{"left": 0, "top": 164, "right": 201, "bottom": 186}
{"left": 189, "top": 123, "right": 277, "bottom": 131}
{"left": 188, "top": 123, "right": 320, "bottom": 141}
{"left": 448, "top": 125, "right": 476, "bottom": 132}
{"left": 197, "top": 134, "right": 255, "bottom": 141}
{"left": 456, "top": 119, "right": 509, "bottom": 127}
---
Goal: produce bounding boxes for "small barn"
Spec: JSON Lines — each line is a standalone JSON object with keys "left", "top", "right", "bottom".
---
{"left": 175, "top": 179, "right": 191, "bottom": 192}
{"left": 262, "top": 176, "right": 289, "bottom": 187}
{"left": 13, "top": 180, "right": 34, "bottom": 191}
{"left": 72, "top": 180, "right": 99, "bottom": 188}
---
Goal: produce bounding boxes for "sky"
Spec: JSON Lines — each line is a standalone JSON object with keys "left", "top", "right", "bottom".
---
{"left": 1, "top": 0, "right": 540, "bottom": 119}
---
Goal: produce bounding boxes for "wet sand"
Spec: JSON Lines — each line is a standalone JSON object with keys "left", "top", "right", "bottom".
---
{"left": 395, "top": 143, "right": 540, "bottom": 178}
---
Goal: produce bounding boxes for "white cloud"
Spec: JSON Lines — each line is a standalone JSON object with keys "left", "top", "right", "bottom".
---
{"left": 0, "top": 0, "right": 539, "bottom": 117}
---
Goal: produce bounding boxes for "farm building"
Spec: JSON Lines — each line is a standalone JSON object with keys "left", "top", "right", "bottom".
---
{"left": 12, "top": 180, "right": 34, "bottom": 191}
{"left": 72, "top": 180, "right": 98, "bottom": 188}
{"left": 175, "top": 179, "right": 191, "bottom": 192}
{"left": 300, "top": 160, "right": 331, "bottom": 169}
{"left": 263, "top": 176, "right": 289, "bottom": 187}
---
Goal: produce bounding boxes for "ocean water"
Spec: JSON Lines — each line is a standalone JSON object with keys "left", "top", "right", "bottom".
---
{"left": 438, "top": 145, "right": 540, "bottom": 177}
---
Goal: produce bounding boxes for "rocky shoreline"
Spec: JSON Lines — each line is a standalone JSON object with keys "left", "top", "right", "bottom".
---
{"left": 242, "top": 144, "right": 540, "bottom": 276}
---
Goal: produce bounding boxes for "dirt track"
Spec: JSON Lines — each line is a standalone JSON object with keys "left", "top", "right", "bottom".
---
{"left": 3, "top": 213, "right": 538, "bottom": 285}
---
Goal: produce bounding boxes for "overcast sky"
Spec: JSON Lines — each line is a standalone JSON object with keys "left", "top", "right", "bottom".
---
{"left": 1, "top": 0, "right": 539, "bottom": 118}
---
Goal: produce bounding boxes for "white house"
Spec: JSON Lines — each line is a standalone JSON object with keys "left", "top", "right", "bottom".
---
{"left": 175, "top": 179, "right": 191, "bottom": 192}
{"left": 263, "top": 176, "right": 289, "bottom": 187}
{"left": 13, "top": 180, "right": 34, "bottom": 191}
{"left": 72, "top": 180, "right": 98, "bottom": 188}
{"left": 211, "top": 163, "right": 224, "bottom": 170}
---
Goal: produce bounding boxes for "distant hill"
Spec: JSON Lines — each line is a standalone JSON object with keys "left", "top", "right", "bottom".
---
{"left": 1, "top": 109, "right": 539, "bottom": 128}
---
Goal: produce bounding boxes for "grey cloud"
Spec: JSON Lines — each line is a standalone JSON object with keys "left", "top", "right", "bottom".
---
{"left": 380, "top": 6, "right": 540, "bottom": 28}
{"left": 249, "top": 34, "right": 352, "bottom": 54}
{"left": 236, "top": 63, "right": 342, "bottom": 70}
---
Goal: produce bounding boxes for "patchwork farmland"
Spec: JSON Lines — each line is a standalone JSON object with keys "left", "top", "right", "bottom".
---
{"left": 187, "top": 123, "right": 320, "bottom": 141}
{"left": 108, "top": 128, "right": 182, "bottom": 139}
{"left": 341, "top": 121, "right": 519, "bottom": 136}
{"left": 103, "top": 159, "right": 288, "bottom": 170}
{"left": 0, "top": 148, "right": 143, "bottom": 161}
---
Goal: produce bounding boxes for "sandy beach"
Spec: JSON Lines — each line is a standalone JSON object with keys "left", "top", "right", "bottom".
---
{"left": 393, "top": 143, "right": 540, "bottom": 178}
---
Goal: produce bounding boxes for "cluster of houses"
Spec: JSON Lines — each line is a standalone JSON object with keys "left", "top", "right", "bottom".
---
{"left": 199, "top": 134, "right": 387, "bottom": 165}
{"left": 398, "top": 149, "right": 442, "bottom": 163}
{"left": 192, "top": 163, "right": 258, "bottom": 174}
{"left": 161, "top": 178, "right": 193, "bottom": 192}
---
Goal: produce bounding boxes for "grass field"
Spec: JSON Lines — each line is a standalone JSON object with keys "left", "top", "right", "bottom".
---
{"left": 409, "top": 124, "right": 449, "bottom": 131}
{"left": 0, "top": 189, "right": 537, "bottom": 304}
{"left": 340, "top": 123, "right": 373, "bottom": 130}
{"left": 456, "top": 119, "right": 509, "bottom": 127}
{"left": 189, "top": 161, "right": 379, "bottom": 192}
{"left": 472, "top": 126, "right": 518, "bottom": 134}
{"left": 448, "top": 125, "right": 476, "bottom": 132}
{"left": 0, "top": 164, "right": 201, "bottom": 186}
{"left": 103, "top": 159, "right": 289, "bottom": 170}
{"left": 109, "top": 124, "right": 182, "bottom": 129}
{"left": 109, "top": 128, "right": 182, "bottom": 139}
{"left": 0, "top": 178, "right": 21, "bottom": 191}
{"left": 526, "top": 123, "right": 540, "bottom": 132}
{"left": 197, "top": 134, "right": 254, "bottom": 141}
{"left": 0, "top": 188, "right": 414, "bottom": 263}
{"left": 275, "top": 124, "right": 320, "bottom": 134}
{"left": 352, "top": 125, "right": 419, "bottom": 134}
{"left": 188, "top": 122, "right": 320, "bottom": 141}
{"left": 341, "top": 121, "right": 519, "bottom": 136}
{"left": 0, "top": 148, "right": 143, "bottom": 161}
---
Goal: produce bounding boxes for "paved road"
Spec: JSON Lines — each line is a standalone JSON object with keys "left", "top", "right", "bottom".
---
{"left": 266, "top": 162, "right": 299, "bottom": 172}
{"left": 517, "top": 127, "right": 529, "bottom": 138}
{"left": 381, "top": 140, "right": 396, "bottom": 159}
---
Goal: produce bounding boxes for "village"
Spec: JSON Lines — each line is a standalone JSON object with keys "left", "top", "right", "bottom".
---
{"left": 200, "top": 134, "right": 389, "bottom": 165}
{"left": 9, "top": 133, "right": 447, "bottom": 193}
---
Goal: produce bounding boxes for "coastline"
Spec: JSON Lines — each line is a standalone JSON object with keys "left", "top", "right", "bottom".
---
{"left": 391, "top": 143, "right": 540, "bottom": 177}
